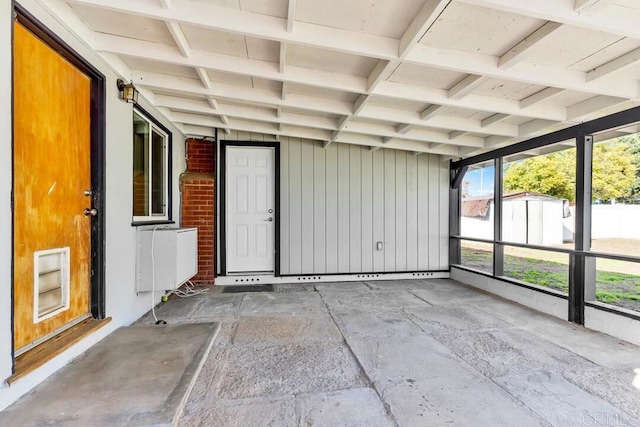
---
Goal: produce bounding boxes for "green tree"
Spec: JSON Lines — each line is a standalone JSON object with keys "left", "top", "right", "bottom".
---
{"left": 504, "top": 140, "right": 636, "bottom": 202}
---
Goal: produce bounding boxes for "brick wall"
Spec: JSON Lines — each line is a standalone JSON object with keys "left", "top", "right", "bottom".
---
{"left": 181, "top": 138, "right": 216, "bottom": 284}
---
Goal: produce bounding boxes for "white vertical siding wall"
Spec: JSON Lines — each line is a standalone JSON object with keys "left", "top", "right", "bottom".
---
{"left": 221, "top": 133, "right": 449, "bottom": 274}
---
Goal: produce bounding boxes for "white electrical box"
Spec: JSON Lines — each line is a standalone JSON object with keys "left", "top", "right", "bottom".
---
{"left": 136, "top": 227, "right": 198, "bottom": 293}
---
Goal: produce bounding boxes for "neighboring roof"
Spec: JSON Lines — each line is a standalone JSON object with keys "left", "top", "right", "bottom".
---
{"left": 462, "top": 191, "right": 563, "bottom": 217}
{"left": 59, "top": 1, "right": 640, "bottom": 155}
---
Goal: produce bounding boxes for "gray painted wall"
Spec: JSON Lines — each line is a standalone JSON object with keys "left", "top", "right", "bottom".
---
{"left": 220, "top": 133, "right": 449, "bottom": 274}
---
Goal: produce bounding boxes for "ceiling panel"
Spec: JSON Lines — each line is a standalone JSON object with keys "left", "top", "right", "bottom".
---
{"left": 472, "top": 79, "right": 545, "bottom": 101}
{"left": 286, "top": 44, "right": 378, "bottom": 77}
{"left": 420, "top": 2, "right": 544, "bottom": 56}
{"left": 296, "top": 0, "right": 425, "bottom": 38}
{"left": 70, "top": 4, "right": 175, "bottom": 44}
{"left": 389, "top": 64, "right": 466, "bottom": 90}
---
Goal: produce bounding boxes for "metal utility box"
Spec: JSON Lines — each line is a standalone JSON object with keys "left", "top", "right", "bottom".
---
{"left": 136, "top": 227, "right": 198, "bottom": 293}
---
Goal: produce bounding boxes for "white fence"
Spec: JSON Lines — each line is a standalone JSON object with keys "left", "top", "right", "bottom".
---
{"left": 591, "top": 205, "right": 640, "bottom": 239}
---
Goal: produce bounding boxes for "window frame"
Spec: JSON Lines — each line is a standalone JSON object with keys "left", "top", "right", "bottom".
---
{"left": 132, "top": 106, "right": 173, "bottom": 224}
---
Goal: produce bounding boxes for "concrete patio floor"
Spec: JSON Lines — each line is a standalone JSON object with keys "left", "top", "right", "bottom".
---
{"left": 139, "top": 278, "right": 640, "bottom": 426}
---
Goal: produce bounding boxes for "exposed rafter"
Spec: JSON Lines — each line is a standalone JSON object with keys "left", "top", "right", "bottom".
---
{"left": 286, "top": 0, "right": 296, "bottom": 32}
{"left": 587, "top": 47, "right": 640, "bottom": 82}
{"left": 421, "top": 104, "right": 444, "bottom": 121}
{"left": 481, "top": 113, "right": 510, "bottom": 128}
{"left": 448, "top": 75, "right": 487, "bottom": 100}
{"left": 520, "top": 87, "right": 565, "bottom": 108}
{"left": 574, "top": 0, "right": 616, "bottom": 14}
{"left": 498, "top": 22, "right": 563, "bottom": 70}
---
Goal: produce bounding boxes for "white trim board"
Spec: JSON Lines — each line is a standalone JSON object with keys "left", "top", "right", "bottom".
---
{"left": 215, "top": 271, "right": 449, "bottom": 286}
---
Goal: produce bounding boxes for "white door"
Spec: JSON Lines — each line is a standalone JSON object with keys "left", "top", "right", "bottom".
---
{"left": 226, "top": 147, "right": 275, "bottom": 273}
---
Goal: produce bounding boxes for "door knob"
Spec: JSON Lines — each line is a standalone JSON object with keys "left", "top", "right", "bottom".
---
{"left": 265, "top": 217, "right": 273, "bottom": 222}
{"left": 84, "top": 208, "right": 98, "bottom": 217}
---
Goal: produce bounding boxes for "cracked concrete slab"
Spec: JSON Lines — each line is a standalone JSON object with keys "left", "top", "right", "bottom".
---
{"left": 214, "top": 342, "right": 367, "bottom": 398}
{"left": 435, "top": 328, "right": 596, "bottom": 378}
{"left": 383, "top": 374, "right": 548, "bottom": 426}
{"left": 364, "top": 279, "right": 430, "bottom": 290}
{"left": 405, "top": 304, "right": 512, "bottom": 335}
{"left": 475, "top": 298, "right": 640, "bottom": 369}
{"left": 190, "top": 294, "right": 243, "bottom": 318}
{"left": 314, "top": 281, "right": 371, "bottom": 292}
{"left": 320, "top": 289, "right": 427, "bottom": 313}
{"left": 239, "top": 292, "right": 328, "bottom": 316}
{"left": 297, "top": 388, "right": 394, "bottom": 427}
{"left": 495, "top": 370, "right": 633, "bottom": 427}
{"left": 346, "top": 335, "right": 464, "bottom": 391}
{"left": 409, "top": 283, "right": 493, "bottom": 306}
{"left": 181, "top": 396, "right": 296, "bottom": 427}
{"left": 330, "top": 310, "right": 425, "bottom": 341}
{"left": 563, "top": 367, "right": 640, "bottom": 420}
{"left": 232, "top": 315, "right": 343, "bottom": 346}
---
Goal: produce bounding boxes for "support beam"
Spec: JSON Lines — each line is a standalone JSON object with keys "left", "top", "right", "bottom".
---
{"left": 396, "top": 123, "right": 414, "bottom": 134}
{"left": 323, "top": 140, "right": 332, "bottom": 149}
{"left": 450, "top": 165, "right": 469, "bottom": 190}
{"left": 411, "top": 151, "right": 423, "bottom": 157}
{"left": 382, "top": 136, "right": 393, "bottom": 144}
{"left": 520, "top": 87, "right": 565, "bottom": 108}
{"left": 493, "top": 157, "right": 504, "bottom": 276}
{"left": 281, "top": 82, "right": 287, "bottom": 100}
{"left": 456, "top": 0, "right": 640, "bottom": 40}
{"left": 286, "top": 0, "right": 296, "bottom": 32}
{"left": 575, "top": 0, "right": 616, "bottom": 14}
{"left": 353, "top": 95, "right": 369, "bottom": 115}
{"left": 570, "top": 134, "right": 595, "bottom": 325}
{"left": 69, "top": 0, "right": 399, "bottom": 60}
{"left": 448, "top": 75, "right": 486, "bottom": 100}
{"left": 369, "top": 146, "right": 381, "bottom": 152}
{"left": 159, "top": 0, "right": 171, "bottom": 9}
{"left": 519, "top": 119, "right": 559, "bottom": 137}
{"left": 279, "top": 42, "right": 287, "bottom": 74}
{"left": 449, "top": 131, "right": 467, "bottom": 139}
{"left": 587, "top": 47, "right": 640, "bottom": 82}
{"left": 165, "top": 21, "right": 191, "bottom": 57}
{"left": 196, "top": 67, "right": 212, "bottom": 89}
{"left": 420, "top": 104, "right": 444, "bottom": 120}
{"left": 481, "top": 113, "right": 510, "bottom": 127}
{"left": 95, "top": 34, "right": 367, "bottom": 94}
{"left": 399, "top": 0, "right": 451, "bottom": 57}
{"left": 499, "top": 22, "right": 563, "bottom": 69}
{"left": 567, "top": 95, "right": 628, "bottom": 120}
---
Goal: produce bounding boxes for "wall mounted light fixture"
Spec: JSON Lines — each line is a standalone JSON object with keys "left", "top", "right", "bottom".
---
{"left": 117, "top": 79, "right": 139, "bottom": 104}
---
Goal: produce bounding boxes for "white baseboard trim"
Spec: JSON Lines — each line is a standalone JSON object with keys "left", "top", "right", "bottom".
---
{"left": 215, "top": 271, "right": 449, "bottom": 286}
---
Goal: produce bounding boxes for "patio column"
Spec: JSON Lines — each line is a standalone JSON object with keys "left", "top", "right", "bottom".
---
{"left": 570, "top": 134, "right": 596, "bottom": 324}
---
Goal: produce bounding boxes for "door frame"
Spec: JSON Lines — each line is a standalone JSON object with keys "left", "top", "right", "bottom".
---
{"left": 219, "top": 141, "right": 280, "bottom": 277}
{"left": 12, "top": 4, "right": 106, "bottom": 362}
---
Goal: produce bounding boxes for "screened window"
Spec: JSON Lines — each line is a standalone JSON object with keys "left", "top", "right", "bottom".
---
{"left": 133, "top": 110, "right": 170, "bottom": 222}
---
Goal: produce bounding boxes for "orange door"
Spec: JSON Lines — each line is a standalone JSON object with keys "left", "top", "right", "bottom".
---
{"left": 13, "top": 22, "right": 92, "bottom": 351}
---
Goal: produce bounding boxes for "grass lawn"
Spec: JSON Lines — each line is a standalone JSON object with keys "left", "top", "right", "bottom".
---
{"left": 461, "top": 247, "right": 640, "bottom": 312}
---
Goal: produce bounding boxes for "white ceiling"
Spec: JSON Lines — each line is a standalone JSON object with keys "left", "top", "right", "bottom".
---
{"left": 47, "top": 0, "right": 640, "bottom": 157}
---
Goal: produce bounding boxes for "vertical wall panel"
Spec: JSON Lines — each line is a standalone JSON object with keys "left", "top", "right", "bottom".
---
{"left": 288, "top": 138, "right": 302, "bottom": 274}
{"left": 384, "top": 149, "right": 396, "bottom": 272}
{"left": 417, "top": 154, "right": 430, "bottom": 270}
{"left": 439, "top": 158, "right": 449, "bottom": 269}
{"left": 406, "top": 154, "right": 418, "bottom": 271}
{"left": 219, "top": 133, "right": 449, "bottom": 276}
{"left": 428, "top": 154, "right": 440, "bottom": 270}
{"left": 301, "top": 141, "right": 314, "bottom": 273}
{"left": 395, "top": 151, "right": 407, "bottom": 271}
{"left": 360, "top": 148, "right": 374, "bottom": 272}
{"left": 372, "top": 149, "right": 385, "bottom": 271}
{"left": 325, "top": 143, "right": 338, "bottom": 273}
{"left": 279, "top": 137, "right": 290, "bottom": 274}
{"left": 313, "top": 143, "right": 326, "bottom": 273}
{"left": 349, "top": 145, "right": 362, "bottom": 272}
{"left": 337, "top": 144, "right": 350, "bottom": 273}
